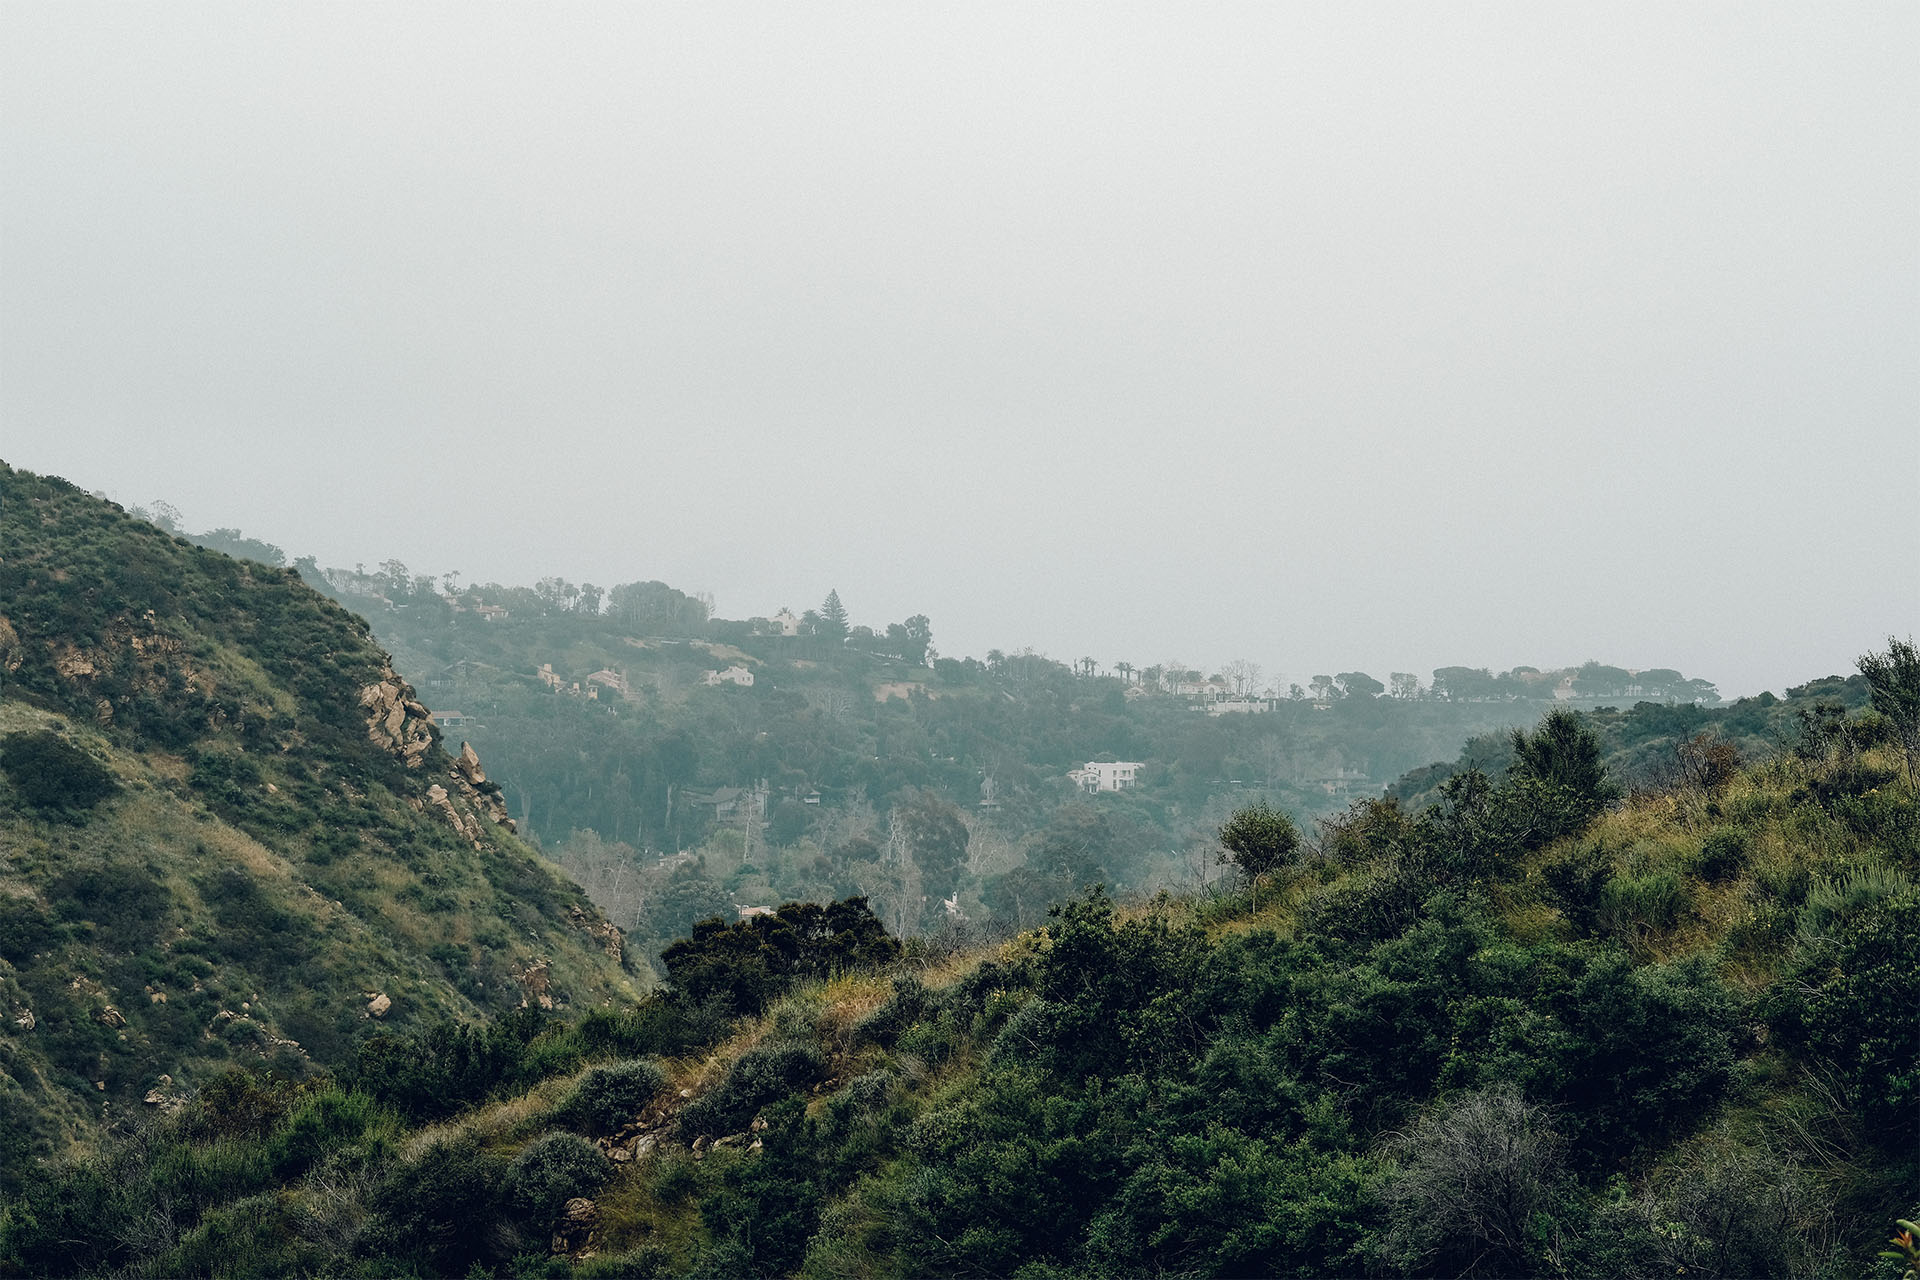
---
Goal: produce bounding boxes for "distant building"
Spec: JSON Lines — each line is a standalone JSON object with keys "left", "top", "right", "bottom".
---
{"left": 736, "top": 905, "right": 776, "bottom": 919}
{"left": 474, "top": 604, "right": 510, "bottom": 623}
{"left": 704, "top": 665, "right": 755, "bottom": 687}
{"left": 1069, "top": 760, "right": 1145, "bottom": 793}
{"left": 1207, "top": 697, "right": 1280, "bottom": 716}
{"left": 584, "top": 668, "right": 629, "bottom": 699}
{"left": 430, "top": 710, "right": 473, "bottom": 730}
{"left": 771, "top": 608, "right": 802, "bottom": 637}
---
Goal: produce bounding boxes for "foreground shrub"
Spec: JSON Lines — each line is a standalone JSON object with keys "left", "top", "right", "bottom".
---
{"left": 506, "top": 1132, "right": 610, "bottom": 1226}
{"left": 557, "top": 1059, "right": 667, "bottom": 1137}
{"left": 369, "top": 1133, "right": 509, "bottom": 1275}
{"left": 678, "top": 1043, "right": 825, "bottom": 1139}
{"left": 1376, "top": 1085, "right": 1568, "bottom": 1278}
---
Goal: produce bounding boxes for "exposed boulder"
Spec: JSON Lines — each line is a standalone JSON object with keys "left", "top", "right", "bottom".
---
{"left": 567, "top": 904, "right": 624, "bottom": 964}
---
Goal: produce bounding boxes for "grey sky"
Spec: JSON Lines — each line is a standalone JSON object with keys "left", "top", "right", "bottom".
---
{"left": 4, "top": 4, "right": 1914, "bottom": 696}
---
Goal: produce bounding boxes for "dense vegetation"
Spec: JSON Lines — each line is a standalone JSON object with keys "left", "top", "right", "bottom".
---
{"left": 5, "top": 650, "right": 1912, "bottom": 1278}
{"left": 0, "top": 464, "right": 638, "bottom": 1192}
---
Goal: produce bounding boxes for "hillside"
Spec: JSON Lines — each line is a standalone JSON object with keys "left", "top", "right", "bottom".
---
{"left": 4, "top": 658, "right": 1914, "bottom": 1278}
{"left": 262, "top": 556, "right": 1744, "bottom": 967}
{"left": 0, "top": 465, "right": 640, "bottom": 1190}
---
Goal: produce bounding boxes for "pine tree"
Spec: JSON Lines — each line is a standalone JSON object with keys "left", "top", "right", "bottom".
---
{"left": 819, "top": 589, "right": 849, "bottom": 641}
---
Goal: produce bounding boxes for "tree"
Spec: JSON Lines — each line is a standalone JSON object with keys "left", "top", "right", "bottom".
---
{"left": 1223, "top": 659, "right": 1263, "bottom": 695}
{"left": 894, "top": 789, "right": 970, "bottom": 908}
{"left": 883, "top": 615, "right": 933, "bottom": 665}
{"left": 1859, "top": 636, "right": 1920, "bottom": 776}
{"left": 1389, "top": 672, "right": 1421, "bottom": 699}
{"left": 1309, "top": 675, "right": 1337, "bottom": 702}
{"left": 1508, "top": 707, "right": 1613, "bottom": 818}
{"left": 1572, "top": 660, "right": 1633, "bottom": 698}
{"left": 1335, "top": 671, "right": 1384, "bottom": 699}
{"left": 1217, "top": 804, "right": 1299, "bottom": 889}
{"left": 818, "top": 590, "right": 849, "bottom": 642}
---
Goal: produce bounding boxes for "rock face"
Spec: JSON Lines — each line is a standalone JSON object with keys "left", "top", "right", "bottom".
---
{"left": 361, "top": 663, "right": 516, "bottom": 845}
{"left": 359, "top": 665, "right": 437, "bottom": 769}
{"left": 365, "top": 992, "right": 391, "bottom": 1018}
{"left": 451, "top": 741, "right": 515, "bottom": 832}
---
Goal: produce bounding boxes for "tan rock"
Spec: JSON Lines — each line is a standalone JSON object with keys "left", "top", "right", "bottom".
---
{"left": 366, "top": 992, "right": 391, "bottom": 1018}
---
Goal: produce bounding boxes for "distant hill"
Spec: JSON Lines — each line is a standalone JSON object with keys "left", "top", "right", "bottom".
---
{"left": 0, "top": 464, "right": 638, "bottom": 1189}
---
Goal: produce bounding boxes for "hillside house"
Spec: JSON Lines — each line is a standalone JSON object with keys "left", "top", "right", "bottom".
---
{"left": 704, "top": 665, "right": 755, "bottom": 687}
{"left": 584, "top": 668, "right": 629, "bottom": 699}
{"left": 1069, "top": 760, "right": 1145, "bottom": 793}
{"left": 429, "top": 709, "right": 473, "bottom": 730}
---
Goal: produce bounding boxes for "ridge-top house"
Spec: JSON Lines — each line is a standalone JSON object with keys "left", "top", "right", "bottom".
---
{"left": 704, "top": 665, "right": 754, "bottom": 687}
{"left": 1069, "top": 760, "right": 1145, "bottom": 793}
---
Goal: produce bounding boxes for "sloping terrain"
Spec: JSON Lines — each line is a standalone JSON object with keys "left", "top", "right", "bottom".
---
{"left": 0, "top": 464, "right": 639, "bottom": 1188}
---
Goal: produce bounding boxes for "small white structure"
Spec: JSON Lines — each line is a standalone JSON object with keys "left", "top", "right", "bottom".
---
{"left": 771, "top": 608, "right": 802, "bottom": 637}
{"left": 704, "top": 665, "right": 755, "bottom": 687}
{"left": 1069, "top": 760, "right": 1145, "bottom": 793}
{"left": 1207, "top": 697, "right": 1279, "bottom": 716}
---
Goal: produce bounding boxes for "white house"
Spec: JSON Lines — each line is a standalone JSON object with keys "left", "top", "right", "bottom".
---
{"left": 771, "top": 608, "right": 802, "bottom": 637}
{"left": 1068, "top": 760, "right": 1145, "bottom": 793}
{"left": 704, "top": 665, "right": 755, "bottom": 688}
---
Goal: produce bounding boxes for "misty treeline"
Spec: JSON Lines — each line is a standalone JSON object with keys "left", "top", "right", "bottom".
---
{"left": 148, "top": 512, "right": 1753, "bottom": 957}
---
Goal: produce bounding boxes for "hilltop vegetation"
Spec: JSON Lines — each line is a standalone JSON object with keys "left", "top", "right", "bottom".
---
{"left": 0, "top": 465, "right": 638, "bottom": 1191}
{"left": 224, "top": 541, "right": 1769, "bottom": 970}
{"left": 6, "top": 646, "right": 1913, "bottom": 1278}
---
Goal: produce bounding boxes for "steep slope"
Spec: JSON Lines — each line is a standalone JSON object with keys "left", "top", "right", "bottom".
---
{"left": 0, "top": 463, "right": 638, "bottom": 1186}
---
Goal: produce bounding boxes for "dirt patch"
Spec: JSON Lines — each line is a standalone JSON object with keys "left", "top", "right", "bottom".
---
{"left": 873, "top": 682, "right": 933, "bottom": 702}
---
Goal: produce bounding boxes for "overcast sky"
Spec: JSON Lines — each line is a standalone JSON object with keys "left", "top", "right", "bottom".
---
{"left": 3, "top": 4, "right": 1914, "bottom": 696}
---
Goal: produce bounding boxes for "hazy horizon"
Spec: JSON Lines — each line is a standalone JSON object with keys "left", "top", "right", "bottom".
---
{"left": 5, "top": 6, "right": 1914, "bottom": 698}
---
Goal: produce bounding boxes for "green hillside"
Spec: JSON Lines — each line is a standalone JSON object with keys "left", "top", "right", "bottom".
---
{"left": 0, "top": 464, "right": 639, "bottom": 1190}
{"left": 5, "top": 654, "right": 1913, "bottom": 1278}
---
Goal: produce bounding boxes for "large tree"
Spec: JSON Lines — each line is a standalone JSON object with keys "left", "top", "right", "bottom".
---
{"left": 818, "top": 589, "right": 850, "bottom": 642}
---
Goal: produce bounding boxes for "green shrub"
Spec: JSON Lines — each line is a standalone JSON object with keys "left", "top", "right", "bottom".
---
{"left": 1542, "top": 841, "right": 1613, "bottom": 933}
{"left": 506, "top": 1132, "right": 610, "bottom": 1225}
{"left": 1697, "top": 826, "right": 1750, "bottom": 882}
{"left": 0, "top": 730, "right": 118, "bottom": 819}
{"left": 1598, "top": 870, "right": 1691, "bottom": 941}
{"left": 852, "top": 974, "right": 934, "bottom": 1048}
{"left": 557, "top": 1059, "right": 667, "bottom": 1137}
{"left": 678, "top": 1042, "right": 825, "bottom": 1139}
{"left": 372, "top": 1133, "right": 509, "bottom": 1274}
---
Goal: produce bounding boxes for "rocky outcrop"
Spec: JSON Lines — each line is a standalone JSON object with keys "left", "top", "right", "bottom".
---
{"left": 362, "top": 665, "right": 520, "bottom": 846}
{"left": 551, "top": 1197, "right": 598, "bottom": 1257}
{"left": 359, "top": 665, "right": 437, "bottom": 769}
{"left": 426, "top": 784, "right": 485, "bottom": 846}
{"left": 450, "top": 741, "right": 515, "bottom": 832}
{"left": 568, "top": 904, "right": 624, "bottom": 965}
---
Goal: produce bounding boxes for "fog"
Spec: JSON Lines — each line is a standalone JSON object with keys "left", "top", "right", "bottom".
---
{"left": 4, "top": 5, "right": 1914, "bottom": 695}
